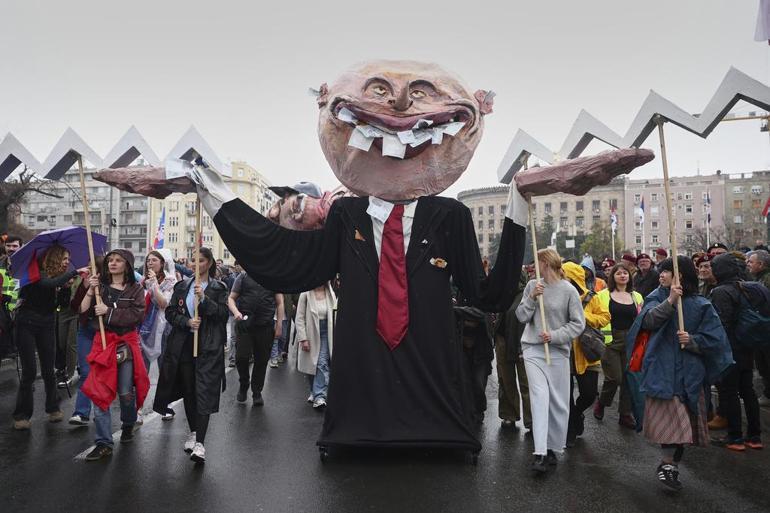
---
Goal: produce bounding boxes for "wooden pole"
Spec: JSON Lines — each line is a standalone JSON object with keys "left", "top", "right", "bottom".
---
{"left": 522, "top": 157, "right": 551, "bottom": 365}
{"left": 655, "top": 116, "right": 686, "bottom": 343}
{"left": 193, "top": 197, "right": 202, "bottom": 357}
{"left": 77, "top": 156, "right": 107, "bottom": 350}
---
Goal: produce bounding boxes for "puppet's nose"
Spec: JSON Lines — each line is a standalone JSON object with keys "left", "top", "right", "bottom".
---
{"left": 390, "top": 87, "right": 413, "bottom": 112}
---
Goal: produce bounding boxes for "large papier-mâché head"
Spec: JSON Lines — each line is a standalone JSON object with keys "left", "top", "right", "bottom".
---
{"left": 317, "top": 60, "right": 493, "bottom": 201}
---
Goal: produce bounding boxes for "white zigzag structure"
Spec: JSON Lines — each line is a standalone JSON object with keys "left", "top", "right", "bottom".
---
{"left": 0, "top": 125, "right": 230, "bottom": 182}
{"left": 497, "top": 67, "right": 770, "bottom": 184}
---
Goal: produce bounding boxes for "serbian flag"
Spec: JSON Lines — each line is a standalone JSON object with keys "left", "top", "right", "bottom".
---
{"left": 153, "top": 208, "right": 165, "bottom": 249}
{"left": 635, "top": 195, "right": 645, "bottom": 224}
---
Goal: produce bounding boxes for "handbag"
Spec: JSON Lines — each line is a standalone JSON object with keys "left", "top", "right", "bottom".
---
{"left": 578, "top": 326, "right": 606, "bottom": 361}
{"left": 628, "top": 330, "right": 650, "bottom": 372}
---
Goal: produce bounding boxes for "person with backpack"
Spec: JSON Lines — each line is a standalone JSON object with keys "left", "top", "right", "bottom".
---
{"left": 562, "top": 261, "right": 610, "bottom": 447}
{"left": 709, "top": 253, "right": 764, "bottom": 451}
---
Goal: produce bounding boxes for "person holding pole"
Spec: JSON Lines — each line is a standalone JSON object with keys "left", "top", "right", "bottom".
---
{"left": 154, "top": 247, "right": 229, "bottom": 464}
{"left": 516, "top": 248, "right": 585, "bottom": 473}
{"left": 625, "top": 256, "right": 731, "bottom": 491}
{"left": 12, "top": 246, "right": 88, "bottom": 430}
{"left": 80, "top": 249, "right": 148, "bottom": 461}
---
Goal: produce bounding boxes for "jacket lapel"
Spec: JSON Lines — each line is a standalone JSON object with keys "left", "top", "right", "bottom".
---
{"left": 406, "top": 198, "right": 449, "bottom": 278}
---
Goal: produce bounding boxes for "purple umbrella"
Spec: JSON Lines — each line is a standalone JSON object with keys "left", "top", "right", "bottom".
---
{"left": 9, "top": 226, "right": 108, "bottom": 287}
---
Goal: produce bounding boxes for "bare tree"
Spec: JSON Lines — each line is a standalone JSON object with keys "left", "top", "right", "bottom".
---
{"left": 0, "top": 167, "right": 62, "bottom": 231}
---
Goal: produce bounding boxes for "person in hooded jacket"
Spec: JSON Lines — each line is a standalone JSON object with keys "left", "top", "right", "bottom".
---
{"left": 563, "top": 262, "right": 610, "bottom": 447}
{"left": 153, "top": 247, "right": 229, "bottom": 464}
{"left": 625, "top": 256, "right": 732, "bottom": 491}
{"left": 580, "top": 256, "right": 606, "bottom": 293}
{"left": 708, "top": 253, "right": 763, "bottom": 451}
{"left": 80, "top": 249, "right": 149, "bottom": 461}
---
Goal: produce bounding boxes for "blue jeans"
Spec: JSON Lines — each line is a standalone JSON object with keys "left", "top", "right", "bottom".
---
{"left": 72, "top": 326, "right": 95, "bottom": 419}
{"left": 270, "top": 319, "right": 284, "bottom": 360}
{"left": 308, "top": 323, "right": 330, "bottom": 400}
{"left": 94, "top": 359, "right": 137, "bottom": 447}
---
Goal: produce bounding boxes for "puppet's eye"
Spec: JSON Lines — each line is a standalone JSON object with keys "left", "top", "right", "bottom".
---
{"left": 410, "top": 89, "right": 426, "bottom": 99}
{"left": 371, "top": 85, "right": 387, "bottom": 96}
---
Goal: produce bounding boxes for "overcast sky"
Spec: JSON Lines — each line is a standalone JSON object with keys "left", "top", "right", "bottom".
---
{"left": 1, "top": 1, "right": 768, "bottom": 197}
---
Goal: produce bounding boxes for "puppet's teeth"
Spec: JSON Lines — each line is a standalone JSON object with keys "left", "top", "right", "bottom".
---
{"left": 348, "top": 128, "right": 374, "bottom": 151}
{"left": 382, "top": 134, "right": 406, "bottom": 158}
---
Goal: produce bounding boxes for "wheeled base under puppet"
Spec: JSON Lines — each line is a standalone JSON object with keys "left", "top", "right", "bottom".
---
{"left": 317, "top": 445, "right": 480, "bottom": 466}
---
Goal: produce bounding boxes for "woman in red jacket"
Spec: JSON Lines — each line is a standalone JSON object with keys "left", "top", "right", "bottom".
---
{"left": 79, "top": 249, "right": 149, "bottom": 461}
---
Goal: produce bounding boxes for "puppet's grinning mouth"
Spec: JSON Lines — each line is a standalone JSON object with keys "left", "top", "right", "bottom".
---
{"left": 335, "top": 107, "right": 466, "bottom": 160}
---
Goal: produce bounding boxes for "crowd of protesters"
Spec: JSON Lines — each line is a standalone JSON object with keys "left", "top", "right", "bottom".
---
{"left": 0, "top": 231, "right": 768, "bottom": 487}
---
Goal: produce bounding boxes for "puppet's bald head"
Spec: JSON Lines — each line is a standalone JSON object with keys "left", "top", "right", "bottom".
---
{"left": 317, "top": 60, "right": 493, "bottom": 201}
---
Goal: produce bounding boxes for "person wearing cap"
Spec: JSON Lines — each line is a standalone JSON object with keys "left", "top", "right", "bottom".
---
{"left": 621, "top": 253, "right": 638, "bottom": 277}
{"left": 707, "top": 243, "right": 728, "bottom": 257}
{"left": 654, "top": 248, "right": 667, "bottom": 268}
{"left": 633, "top": 253, "right": 659, "bottom": 299}
{"left": 694, "top": 254, "right": 717, "bottom": 298}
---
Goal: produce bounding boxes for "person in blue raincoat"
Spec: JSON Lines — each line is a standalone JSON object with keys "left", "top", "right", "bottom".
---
{"left": 624, "top": 256, "right": 732, "bottom": 492}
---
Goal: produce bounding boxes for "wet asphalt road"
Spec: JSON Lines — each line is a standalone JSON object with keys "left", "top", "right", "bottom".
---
{"left": 1, "top": 351, "right": 769, "bottom": 513}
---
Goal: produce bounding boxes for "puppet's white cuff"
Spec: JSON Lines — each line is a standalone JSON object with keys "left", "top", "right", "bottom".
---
{"left": 505, "top": 183, "right": 528, "bottom": 227}
{"left": 190, "top": 164, "right": 236, "bottom": 218}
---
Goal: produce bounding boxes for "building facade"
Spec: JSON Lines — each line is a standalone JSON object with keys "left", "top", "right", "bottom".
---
{"left": 723, "top": 170, "right": 770, "bottom": 248}
{"left": 456, "top": 186, "right": 510, "bottom": 258}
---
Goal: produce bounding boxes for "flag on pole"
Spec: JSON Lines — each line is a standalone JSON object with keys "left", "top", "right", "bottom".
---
{"left": 756, "top": 0, "right": 770, "bottom": 44}
{"left": 153, "top": 207, "right": 165, "bottom": 249}
{"left": 705, "top": 190, "right": 712, "bottom": 225}
{"left": 635, "top": 195, "right": 645, "bottom": 224}
{"left": 610, "top": 207, "right": 618, "bottom": 232}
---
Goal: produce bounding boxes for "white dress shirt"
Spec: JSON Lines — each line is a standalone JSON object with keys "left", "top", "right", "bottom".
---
{"left": 367, "top": 197, "right": 417, "bottom": 259}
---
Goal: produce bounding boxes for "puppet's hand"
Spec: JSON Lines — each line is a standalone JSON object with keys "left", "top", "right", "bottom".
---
{"left": 504, "top": 182, "right": 529, "bottom": 227}
{"left": 190, "top": 163, "right": 236, "bottom": 218}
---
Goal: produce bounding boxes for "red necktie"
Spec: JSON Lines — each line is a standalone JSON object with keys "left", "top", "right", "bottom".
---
{"left": 376, "top": 204, "right": 409, "bottom": 350}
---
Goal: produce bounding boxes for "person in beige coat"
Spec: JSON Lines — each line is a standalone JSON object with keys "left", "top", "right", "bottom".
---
{"left": 296, "top": 283, "right": 336, "bottom": 410}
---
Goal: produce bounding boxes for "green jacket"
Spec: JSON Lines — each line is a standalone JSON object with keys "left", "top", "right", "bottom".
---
{"left": 0, "top": 267, "right": 18, "bottom": 311}
{"left": 596, "top": 288, "right": 643, "bottom": 344}
{"left": 755, "top": 268, "right": 770, "bottom": 290}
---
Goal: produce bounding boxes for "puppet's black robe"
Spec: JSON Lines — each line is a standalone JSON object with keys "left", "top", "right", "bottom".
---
{"left": 214, "top": 195, "right": 525, "bottom": 451}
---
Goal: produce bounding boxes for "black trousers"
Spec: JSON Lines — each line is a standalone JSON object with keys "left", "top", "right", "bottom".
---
{"left": 568, "top": 371, "right": 599, "bottom": 433}
{"left": 719, "top": 363, "right": 761, "bottom": 440}
{"left": 177, "top": 359, "right": 209, "bottom": 444}
{"left": 756, "top": 346, "right": 770, "bottom": 399}
{"left": 235, "top": 323, "right": 274, "bottom": 394}
{"left": 13, "top": 310, "right": 60, "bottom": 420}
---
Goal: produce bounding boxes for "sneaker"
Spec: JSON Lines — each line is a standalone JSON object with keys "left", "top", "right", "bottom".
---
{"left": 307, "top": 394, "right": 314, "bottom": 403}
{"left": 712, "top": 436, "right": 746, "bottom": 451}
{"left": 744, "top": 436, "right": 763, "bottom": 450}
{"left": 161, "top": 410, "right": 175, "bottom": 421}
{"left": 48, "top": 411, "right": 64, "bottom": 423}
{"left": 268, "top": 358, "right": 279, "bottom": 368}
{"left": 656, "top": 463, "right": 682, "bottom": 491}
{"left": 546, "top": 450, "right": 558, "bottom": 466}
{"left": 12, "top": 419, "right": 31, "bottom": 430}
{"left": 120, "top": 426, "right": 134, "bottom": 444}
{"left": 593, "top": 401, "right": 604, "bottom": 420}
{"left": 618, "top": 414, "right": 636, "bottom": 429}
{"left": 277, "top": 354, "right": 285, "bottom": 364}
{"left": 68, "top": 414, "right": 89, "bottom": 426}
{"left": 253, "top": 392, "right": 264, "bottom": 407}
{"left": 190, "top": 442, "right": 206, "bottom": 463}
{"left": 184, "top": 432, "right": 197, "bottom": 453}
{"left": 135, "top": 412, "right": 144, "bottom": 425}
{"left": 707, "top": 415, "right": 728, "bottom": 430}
{"left": 313, "top": 397, "right": 327, "bottom": 410}
{"left": 85, "top": 444, "right": 113, "bottom": 462}
{"left": 531, "top": 455, "right": 548, "bottom": 474}
{"left": 237, "top": 386, "right": 248, "bottom": 403}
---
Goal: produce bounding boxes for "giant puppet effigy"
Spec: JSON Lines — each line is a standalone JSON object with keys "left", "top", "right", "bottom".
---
{"left": 93, "top": 60, "right": 653, "bottom": 459}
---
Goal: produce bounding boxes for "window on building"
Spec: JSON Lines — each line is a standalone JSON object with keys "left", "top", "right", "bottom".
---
{"left": 488, "top": 205, "right": 494, "bottom": 215}
{"left": 478, "top": 220, "right": 482, "bottom": 230}
{"left": 223, "top": 248, "right": 231, "bottom": 260}
{"left": 500, "top": 205, "right": 506, "bottom": 214}
{"left": 576, "top": 201, "right": 584, "bottom": 212}
{"left": 685, "top": 220, "right": 693, "bottom": 229}
{"left": 478, "top": 234, "right": 483, "bottom": 244}
{"left": 592, "top": 200, "right": 601, "bottom": 213}
{"left": 734, "top": 215, "right": 742, "bottom": 224}
{"left": 677, "top": 193, "right": 683, "bottom": 201}
{"left": 733, "top": 200, "right": 743, "bottom": 209}
{"left": 169, "top": 216, "right": 178, "bottom": 227}
{"left": 560, "top": 202, "right": 568, "bottom": 214}
{"left": 559, "top": 217, "right": 568, "bottom": 228}
{"left": 609, "top": 198, "right": 618, "bottom": 210}
{"left": 169, "top": 201, "right": 179, "bottom": 211}
{"left": 652, "top": 235, "right": 659, "bottom": 243}
{"left": 753, "top": 199, "right": 761, "bottom": 209}
{"left": 652, "top": 221, "right": 659, "bottom": 229}
{"left": 633, "top": 194, "right": 640, "bottom": 203}
{"left": 488, "top": 219, "right": 494, "bottom": 229}
{"left": 592, "top": 215, "right": 600, "bottom": 224}
{"left": 733, "top": 186, "right": 744, "bottom": 194}
{"left": 651, "top": 193, "right": 658, "bottom": 201}
{"left": 685, "top": 204, "right": 693, "bottom": 214}
{"left": 635, "top": 221, "right": 641, "bottom": 230}
{"left": 27, "top": 215, "right": 35, "bottom": 225}
{"left": 64, "top": 215, "right": 72, "bottom": 222}
{"left": 684, "top": 193, "right": 692, "bottom": 200}
{"left": 635, "top": 236, "right": 642, "bottom": 244}
{"left": 168, "top": 232, "right": 178, "bottom": 243}
{"left": 238, "top": 168, "right": 244, "bottom": 177}
{"left": 478, "top": 207, "right": 482, "bottom": 216}
{"left": 544, "top": 202, "right": 552, "bottom": 214}
{"left": 575, "top": 217, "right": 584, "bottom": 228}
{"left": 751, "top": 185, "right": 763, "bottom": 195}
{"left": 686, "top": 234, "right": 693, "bottom": 243}
{"left": 651, "top": 206, "right": 659, "bottom": 216}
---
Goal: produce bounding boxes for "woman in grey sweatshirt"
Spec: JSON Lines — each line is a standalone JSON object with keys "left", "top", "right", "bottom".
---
{"left": 516, "top": 249, "right": 585, "bottom": 473}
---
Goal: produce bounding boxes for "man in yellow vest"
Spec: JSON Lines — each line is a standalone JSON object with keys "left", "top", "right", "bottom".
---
{"left": 0, "top": 235, "right": 22, "bottom": 311}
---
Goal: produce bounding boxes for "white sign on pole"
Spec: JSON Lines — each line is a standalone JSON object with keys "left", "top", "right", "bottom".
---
{"left": 565, "top": 239, "right": 575, "bottom": 249}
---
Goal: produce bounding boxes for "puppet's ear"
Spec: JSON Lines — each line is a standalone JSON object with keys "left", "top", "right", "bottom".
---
{"left": 317, "top": 83, "right": 329, "bottom": 108}
{"left": 474, "top": 89, "right": 495, "bottom": 115}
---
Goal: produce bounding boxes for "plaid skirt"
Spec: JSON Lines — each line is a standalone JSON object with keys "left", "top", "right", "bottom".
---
{"left": 643, "top": 392, "right": 708, "bottom": 447}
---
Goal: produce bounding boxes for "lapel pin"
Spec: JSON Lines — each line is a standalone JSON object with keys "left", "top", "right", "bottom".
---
{"left": 355, "top": 229, "right": 366, "bottom": 242}
{"left": 430, "top": 257, "right": 447, "bottom": 269}
{"left": 421, "top": 239, "right": 428, "bottom": 245}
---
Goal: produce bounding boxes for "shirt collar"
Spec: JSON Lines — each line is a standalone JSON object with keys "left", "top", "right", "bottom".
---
{"left": 368, "top": 197, "right": 417, "bottom": 223}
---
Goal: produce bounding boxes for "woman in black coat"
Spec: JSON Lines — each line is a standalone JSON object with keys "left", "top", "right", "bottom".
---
{"left": 153, "top": 247, "right": 228, "bottom": 463}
